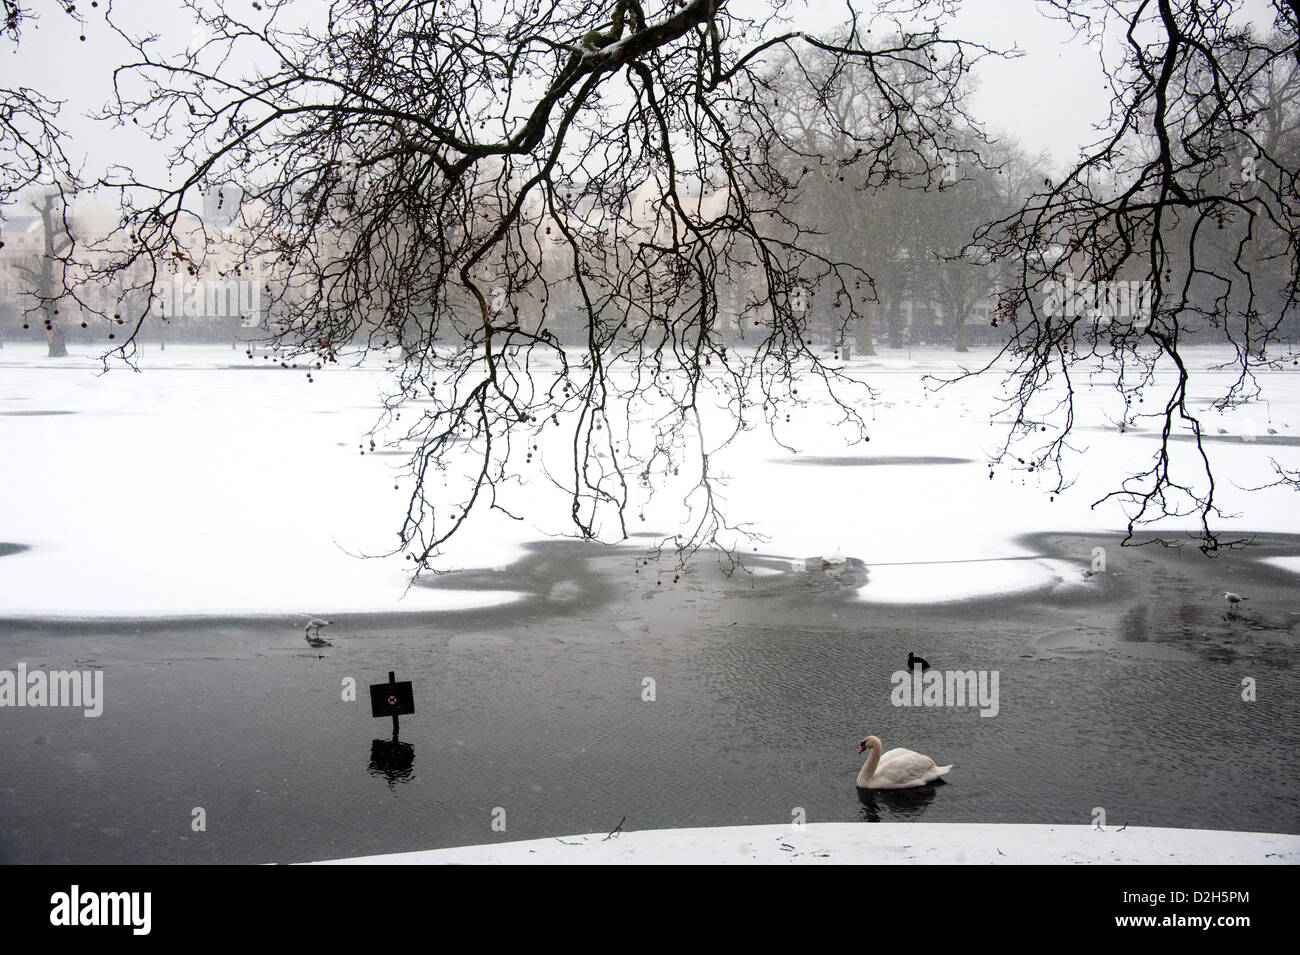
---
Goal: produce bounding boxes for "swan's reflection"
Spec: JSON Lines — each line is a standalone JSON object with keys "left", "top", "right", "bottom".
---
{"left": 368, "top": 738, "right": 415, "bottom": 787}
{"left": 856, "top": 783, "right": 940, "bottom": 821}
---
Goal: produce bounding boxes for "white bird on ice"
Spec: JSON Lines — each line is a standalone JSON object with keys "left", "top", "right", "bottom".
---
{"left": 1224, "top": 592, "right": 1248, "bottom": 613}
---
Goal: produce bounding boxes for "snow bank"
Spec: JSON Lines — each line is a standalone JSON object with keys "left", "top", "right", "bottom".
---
{"left": 0, "top": 344, "right": 526, "bottom": 616}
{"left": 313, "top": 822, "right": 1298, "bottom": 865}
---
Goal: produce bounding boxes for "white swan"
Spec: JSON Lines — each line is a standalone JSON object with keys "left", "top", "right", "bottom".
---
{"left": 856, "top": 735, "right": 952, "bottom": 790}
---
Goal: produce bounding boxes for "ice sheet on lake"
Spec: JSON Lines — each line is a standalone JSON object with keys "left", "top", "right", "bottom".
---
{"left": 3, "top": 342, "right": 1299, "bottom": 615}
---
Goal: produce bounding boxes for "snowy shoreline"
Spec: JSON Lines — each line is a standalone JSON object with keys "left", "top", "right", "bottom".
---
{"left": 314, "top": 822, "right": 1299, "bottom": 865}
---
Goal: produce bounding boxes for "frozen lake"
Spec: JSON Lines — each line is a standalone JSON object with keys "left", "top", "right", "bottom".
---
{"left": 1, "top": 344, "right": 1297, "bottom": 862}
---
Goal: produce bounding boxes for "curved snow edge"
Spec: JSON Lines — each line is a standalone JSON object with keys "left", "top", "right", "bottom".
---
{"left": 308, "top": 822, "right": 1299, "bottom": 865}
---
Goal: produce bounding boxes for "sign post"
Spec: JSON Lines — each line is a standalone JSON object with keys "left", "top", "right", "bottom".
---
{"left": 367, "top": 670, "right": 416, "bottom": 786}
{"left": 369, "top": 670, "right": 414, "bottom": 738}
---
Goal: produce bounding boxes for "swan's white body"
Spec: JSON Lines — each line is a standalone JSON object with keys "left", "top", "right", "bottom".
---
{"left": 856, "top": 735, "right": 952, "bottom": 790}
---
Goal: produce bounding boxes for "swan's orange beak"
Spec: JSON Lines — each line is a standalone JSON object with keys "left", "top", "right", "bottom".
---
{"left": 858, "top": 742, "right": 867, "bottom": 754}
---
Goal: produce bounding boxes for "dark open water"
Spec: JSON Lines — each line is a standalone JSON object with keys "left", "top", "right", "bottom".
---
{"left": 1, "top": 535, "right": 1297, "bottom": 863}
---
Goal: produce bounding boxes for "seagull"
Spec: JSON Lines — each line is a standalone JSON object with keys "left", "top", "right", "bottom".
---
{"left": 304, "top": 618, "right": 334, "bottom": 647}
{"left": 908, "top": 651, "right": 931, "bottom": 672}
{"left": 1224, "top": 592, "right": 1247, "bottom": 614}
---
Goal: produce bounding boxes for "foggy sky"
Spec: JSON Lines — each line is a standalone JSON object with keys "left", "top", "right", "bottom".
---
{"left": 0, "top": 0, "right": 1281, "bottom": 201}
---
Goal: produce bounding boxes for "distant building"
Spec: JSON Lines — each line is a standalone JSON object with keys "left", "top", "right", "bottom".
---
{"left": 1, "top": 189, "right": 276, "bottom": 344}
{"left": 0, "top": 215, "right": 42, "bottom": 253}
{"left": 0, "top": 216, "right": 44, "bottom": 327}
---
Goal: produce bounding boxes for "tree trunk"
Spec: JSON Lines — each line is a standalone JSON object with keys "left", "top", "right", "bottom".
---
{"left": 31, "top": 193, "right": 73, "bottom": 359}
{"left": 887, "top": 298, "right": 903, "bottom": 348}
{"left": 855, "top": 309, "right": 876, "bottom": 356}
{"left": 46, "top": 319, "right": 68, "bottom": 358}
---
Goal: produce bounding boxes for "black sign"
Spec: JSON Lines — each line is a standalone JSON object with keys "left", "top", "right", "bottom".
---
{"left": 369, "top": 677, "right": 414, "bottom": 718}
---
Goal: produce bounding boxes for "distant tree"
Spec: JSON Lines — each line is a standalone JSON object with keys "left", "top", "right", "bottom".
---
{"left": 756, "top": 41, "right": 992, "bottom": 355}
{"left": 10, "top": 187, "right": 76, "bottom": 356}
{"left": 922, "top": 138, "right": 1048, "bottom": 351}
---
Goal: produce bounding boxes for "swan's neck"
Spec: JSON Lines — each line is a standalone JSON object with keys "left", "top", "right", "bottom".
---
{"left": 857, "top": 739, "right": 882, "bottom": 786}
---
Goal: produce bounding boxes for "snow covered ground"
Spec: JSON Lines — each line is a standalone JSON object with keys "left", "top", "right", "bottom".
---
{"left": 316, "top": 822, "right": 1298, "bottom": 865}
{"left": 0, "top": 344, "right": 526, "bottom": 615}
{"left": 1, "top": 341, "right": 1296, "bottom": 616}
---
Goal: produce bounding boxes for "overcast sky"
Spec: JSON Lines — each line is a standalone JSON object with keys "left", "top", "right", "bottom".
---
{"left": 0, "top": 0, "right": 1280, "bottom": 205}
